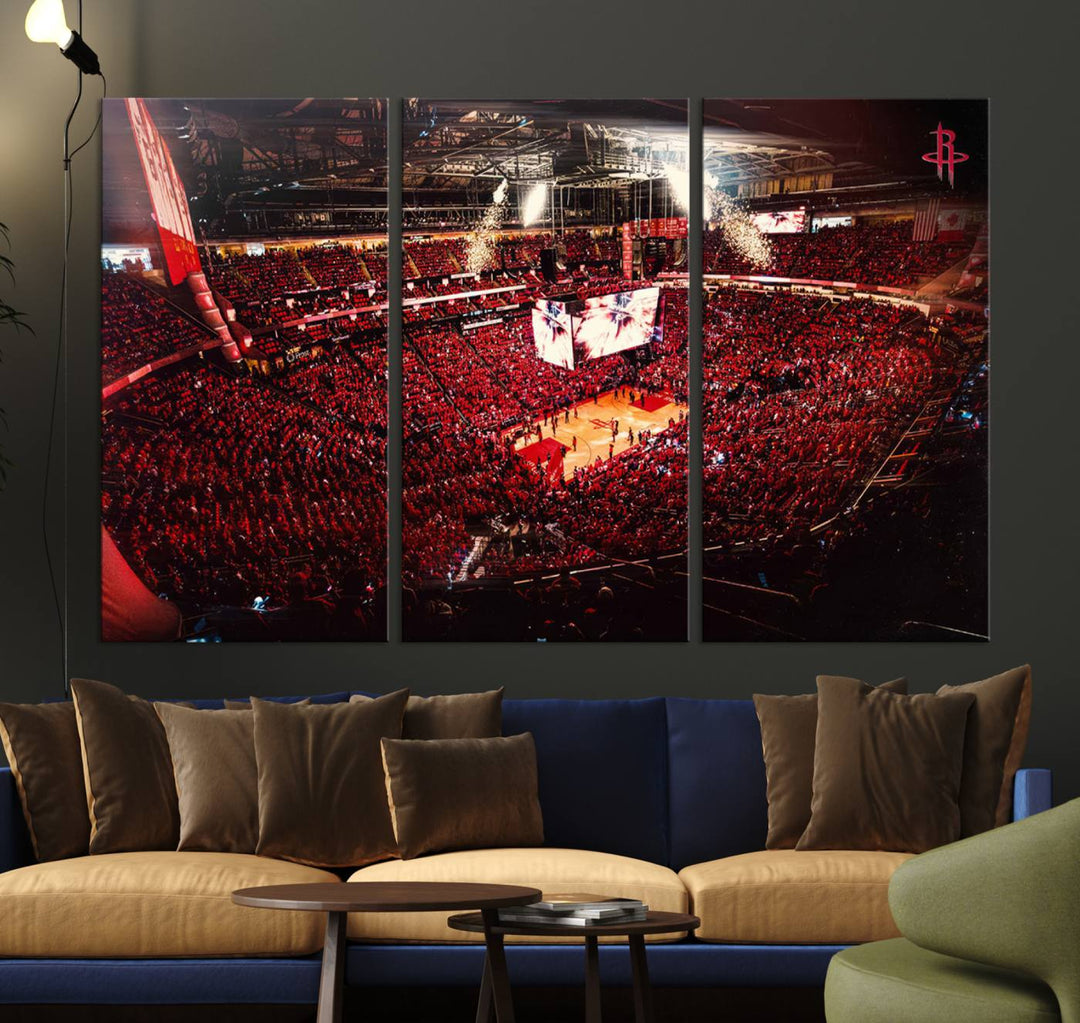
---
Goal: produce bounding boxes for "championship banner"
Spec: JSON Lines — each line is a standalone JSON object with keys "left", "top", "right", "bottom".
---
{"left": 622, "top": 222, "right": 634, "bottom": 279}
{"left": 125, "top": 98, "right": 201, "bottom": 286}
{"left": 625, "top": 217, "right": 688, "bottom": 241}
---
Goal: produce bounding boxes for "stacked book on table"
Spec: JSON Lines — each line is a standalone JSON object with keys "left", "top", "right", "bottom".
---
{"left": 497, "top": 893, "right": 648, "bottom": 927}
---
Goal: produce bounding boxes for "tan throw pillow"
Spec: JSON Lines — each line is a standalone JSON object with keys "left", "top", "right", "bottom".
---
{"left": 0, "top": 702, "right": 89, "bottom": 862}
{"left": 938, "top": 665, "right": 1032, "bottom": 835}
{"left": 253, "top": 690, "right": 409, "bottom": 868}
{"left": 222, "top": 698, "right": 313, "bottom": 710}
{"left": 753, "top": 677, "right": 907, "bottom": 849}
{"left": 155, "top": 704, "right": 259, "bottom": 854}
{"left": 381, "top": 734, "right": 544, "bottom": 860}
{"left": 70, "top": 679, "right": 181, "bottom": 854}
{"left": 350, "top": 689, "right": 503, "bottom": 739}
{"left": 797, "top": 677, "right": 974, "bottom": 854}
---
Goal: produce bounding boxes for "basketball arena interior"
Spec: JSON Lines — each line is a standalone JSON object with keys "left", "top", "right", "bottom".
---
{"left": 400, "top": 99, "right": 690, "bottom": 641}
{"left": 99, "top": 98, "right": 986, "bottom": 643}
{"left": 702, "top": 100, "right": 988, "bottom": 642}
{"left": 101, "top": 98, "right": 390, "bottom": 642}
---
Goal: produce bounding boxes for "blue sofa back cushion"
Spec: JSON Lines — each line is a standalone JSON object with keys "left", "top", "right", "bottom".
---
{"left": 502, "top": 698, "right": 669, "bottom": 865}
{"left": 179, "top": 691, "right": 352, "bottom": 710}
{"left": 666, "top": 698, "right": 768, "bottom": 870}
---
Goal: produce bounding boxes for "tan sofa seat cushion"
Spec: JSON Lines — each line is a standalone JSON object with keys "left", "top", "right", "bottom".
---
{"left": 680, "top": 850, "right": 914, "bottom": 944}
{"left": 347, "top": 847, "right": 687, "bottom": 943}
{"left": 0, "top": 852, "right": 340, "bottom": 957}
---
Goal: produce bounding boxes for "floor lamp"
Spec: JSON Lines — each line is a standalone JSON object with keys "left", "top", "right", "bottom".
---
{"left": 24, "top": 0, "right": 105, "bottom": 696}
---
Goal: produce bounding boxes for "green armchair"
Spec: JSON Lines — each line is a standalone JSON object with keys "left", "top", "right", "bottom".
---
{"left": 825, "top": 799, "right": 1080, "bottom": 1023}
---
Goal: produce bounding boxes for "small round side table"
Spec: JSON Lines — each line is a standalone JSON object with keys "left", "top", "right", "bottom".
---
{"left": 233, "top": 880, "right": 541, "bottom": 1023}
{"left": 448, "top": 908, "right": 701, "bottom": 1023}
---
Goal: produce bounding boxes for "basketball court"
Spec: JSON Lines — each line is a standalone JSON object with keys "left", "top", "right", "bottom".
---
{"left": 508, "top": 389, "right": 688, "bottom": 481}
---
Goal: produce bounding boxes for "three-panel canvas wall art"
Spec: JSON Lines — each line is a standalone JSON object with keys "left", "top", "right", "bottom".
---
{"left": 100, "top": 98, "right": 988, "bottom": 643}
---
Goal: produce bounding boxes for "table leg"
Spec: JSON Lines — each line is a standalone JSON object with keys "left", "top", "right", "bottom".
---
{"left": 316, "top": 910, "right": 347, "bottom": 1023}
{"left": 629, "top": 934, "right": 654, "bottom": 1023}
{"left": 584, "top": 934, "right": 602, "bottom": 1023}
{"left": 481, "top": 909, "right": 516, "bottom": 1023}
{"left": 475, "top": 952, "right": 495, "bottom": 1023}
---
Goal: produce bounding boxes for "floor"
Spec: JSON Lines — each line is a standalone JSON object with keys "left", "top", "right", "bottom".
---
{"left": 509, "top": 389, "right": 688, "bottom": 480}
{"left": 6, "top": 987, "right": 827, "bottom": 1022}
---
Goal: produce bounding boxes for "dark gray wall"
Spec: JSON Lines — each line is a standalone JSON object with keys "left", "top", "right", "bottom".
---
{"left": 0, "top": 1, "right": 1077, "bottom": 801}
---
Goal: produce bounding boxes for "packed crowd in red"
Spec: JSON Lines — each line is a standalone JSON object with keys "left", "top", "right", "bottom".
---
{"left": 702, "top": 287, "right": 961, "bottom": 548}
{"left": 553, "top": 420, "right": 687, "bottom": 564}
{"left": 705, "top": 221, "right": 969, "bottom": 289}
{"left": 196, "top": 230, "right": 688, "bottom": 366}
{"left": 101, "top": 272, "right": 215, "bottom": 383}
{"left": 102, "top": 357, "right": 386, "bottom": 619}
{"left": 403, "top": 274, "right": 689, "bottom": 585}
{"left": 205, "top": 244, "right": 386, "bottom": 331}
{"left": 405, "top": 238, "right": 467, "bottom": 277}
{"left": 274, "top": 337, "right": 387, "bottom": 427}
{"left": 406, "top": 283, "right": 687, "bottom": 436}
{"left": 101, "top": 226, "right": 688, "bottom": 628}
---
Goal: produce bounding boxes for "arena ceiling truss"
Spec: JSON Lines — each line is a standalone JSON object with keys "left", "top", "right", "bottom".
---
{"left": 402, "top": 103, "right": 689, "bottom": 195}
{"left": 172, "top": 98, "right": 389, "bottom": 202}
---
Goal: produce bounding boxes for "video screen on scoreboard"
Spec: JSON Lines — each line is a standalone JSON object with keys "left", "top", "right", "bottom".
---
{"left": 812, "top": 214, "right": 853, "bottom": 232}
{"left": 751, "top": 209, "right": 807, "bottom": 234}
{"left": 576, "top": 287, "right": 660, "bottom": 361}
{"left": 532, "top": 299, "right": 575, "bottom": 369}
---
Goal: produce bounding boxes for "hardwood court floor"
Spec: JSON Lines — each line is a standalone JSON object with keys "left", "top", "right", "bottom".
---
{"left": 508, "top": 389, "right": 688, "bottom": 480}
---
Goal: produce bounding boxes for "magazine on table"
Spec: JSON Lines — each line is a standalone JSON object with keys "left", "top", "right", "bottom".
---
{"left": 498, "top": 893, "right": 648, "bottom": 926}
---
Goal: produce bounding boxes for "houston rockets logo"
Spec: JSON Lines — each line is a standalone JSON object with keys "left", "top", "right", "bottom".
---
{"left": 922, "top": 123, "right": 969, "bottom": 187}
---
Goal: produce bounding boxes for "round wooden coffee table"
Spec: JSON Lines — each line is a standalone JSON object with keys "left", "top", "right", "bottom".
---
{"left": 448, "top": 909, "right": 700, "bottom": 1023}
{"left": 233, "top": 881, "right": 541, "bottom": 1023}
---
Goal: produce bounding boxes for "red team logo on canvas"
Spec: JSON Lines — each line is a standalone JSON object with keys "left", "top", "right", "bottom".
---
{"left": 922, "top": 123, "right": 969, "bottom": 187}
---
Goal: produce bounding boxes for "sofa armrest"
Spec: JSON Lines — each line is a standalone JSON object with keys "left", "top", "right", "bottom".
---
{"left": 1012, "top": 768, "right": 1052, "bottom": 820}
{"left": 889, "top": 799, "right": 1080, "bottom": 1023}
{"left": 0, "top": 767, "right": 34, "bottom": 873}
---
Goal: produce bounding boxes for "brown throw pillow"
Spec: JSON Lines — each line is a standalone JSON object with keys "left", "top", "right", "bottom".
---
{"left": 0, "top": 702, "right": 89, "bottom": 862}
{"left": 753, "top": 677, "right": 907, "bottom": 849}
{"left": 350, "top": 689, "right": 503, "bottom": 739}
{"left": 797, "top": 676, "right": 974, "bottom": 854}
{"left": 71, "top": 678, "right": 181, "bottom": 854}
{"left": 938, "top": 665, "right": 1032, "bottom": 835}
{"left": 222, "top": 698, "right": 312, "bottom": 710}
{"left": 381, "top": 734, "right": 544, "bottom": 859}
{"left": 253, "top": 690, "right": 409, "bottom": 868}
{"left": 155, "top": 704, "right": 259, "bottom": 854}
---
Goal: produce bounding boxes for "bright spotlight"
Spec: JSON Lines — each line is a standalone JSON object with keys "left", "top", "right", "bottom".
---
{"left": 521, "top": 181, "right": 548, "bottom": 228}
{"left": 665, "top": 164, "right": 691, "bottom": 214}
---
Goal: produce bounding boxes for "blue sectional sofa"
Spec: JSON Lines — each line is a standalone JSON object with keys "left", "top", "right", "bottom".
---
{"left": 0, "top": 695, "right": 1053, "bottom": 1006}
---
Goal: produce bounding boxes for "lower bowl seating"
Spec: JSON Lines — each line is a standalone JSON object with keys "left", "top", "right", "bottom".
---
{"left": 0, "top": 852, "right": 340, "bottom": 957}
{"left": 346, "top": 847, "right": 687, "bottom": 943}
{"left": 679, "top": 850, "right": 913, "bottom": 944}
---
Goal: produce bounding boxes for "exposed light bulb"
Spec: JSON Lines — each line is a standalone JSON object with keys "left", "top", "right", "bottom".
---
{"left": 24, "top": 0, "right": 73, "bottom": 47}
{"left": 521, "top": 182, "right": 548, "bottom": 228}
{"left": 24, "top": 0, "right": 101, "bottom": 74}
